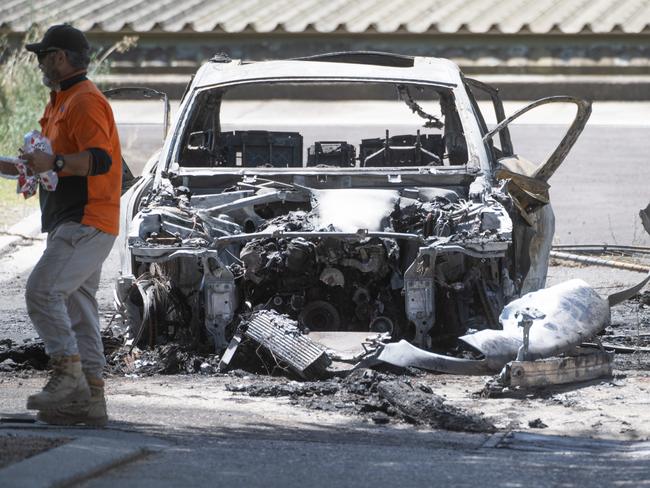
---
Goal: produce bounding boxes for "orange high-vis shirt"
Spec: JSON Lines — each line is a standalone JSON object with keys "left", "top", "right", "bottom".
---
{"left": 39, "top": 75, "right": 122, "bottom": 235}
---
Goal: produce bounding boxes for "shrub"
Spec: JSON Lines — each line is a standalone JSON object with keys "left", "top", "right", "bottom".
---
{"left": 0, "top": 28, "right": 46, "bottom": 157}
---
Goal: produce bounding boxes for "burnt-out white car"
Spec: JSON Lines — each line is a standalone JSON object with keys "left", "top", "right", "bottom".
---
{"left": 114, "top": 52, "right": 591, "bottom": 353}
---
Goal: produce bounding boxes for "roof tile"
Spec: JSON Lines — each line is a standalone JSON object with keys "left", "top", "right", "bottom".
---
{"left": 2, "top": 0, "right": 650, "bottom": 35}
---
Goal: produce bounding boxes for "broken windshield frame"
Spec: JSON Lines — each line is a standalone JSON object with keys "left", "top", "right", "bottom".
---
{"left": 167, "top": 77, "right": 475, "bottom": 173}
{"left": 463, "top": 77, "right": 513, "bottom": 157}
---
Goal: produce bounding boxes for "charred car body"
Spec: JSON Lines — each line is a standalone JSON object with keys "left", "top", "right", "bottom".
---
{"left": 114, "top": 52, "right": 591, "bottom": 356}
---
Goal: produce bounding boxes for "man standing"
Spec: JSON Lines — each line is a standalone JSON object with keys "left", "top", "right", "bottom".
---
{"left": 0, "top": 24, "right": 122, "bottom": 426}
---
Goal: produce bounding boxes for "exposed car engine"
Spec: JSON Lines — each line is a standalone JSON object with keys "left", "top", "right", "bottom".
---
{"left": 118, "top": 175, "right": 517, "bottom": 352}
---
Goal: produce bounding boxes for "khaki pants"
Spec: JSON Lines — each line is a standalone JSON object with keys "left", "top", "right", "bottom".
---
{"left": 26, "top": 221, "right": 115, "bottom": 378}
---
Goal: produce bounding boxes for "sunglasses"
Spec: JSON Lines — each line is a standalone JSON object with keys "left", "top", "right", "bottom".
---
{"left": 36, "top": 48, "right": 60, "bottom": 63}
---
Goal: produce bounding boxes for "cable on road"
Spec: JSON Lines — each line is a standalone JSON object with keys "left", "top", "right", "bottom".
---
{"left": 550, "top": 250, "right": 650, "bottom": 273}
{"left": 552, "top": 244, "right": 650, "bottom": 255}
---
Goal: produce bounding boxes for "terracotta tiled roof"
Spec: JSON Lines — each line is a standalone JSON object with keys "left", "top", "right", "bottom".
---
{"left": 2, "top": 0, "right": 650, "bottom": 35}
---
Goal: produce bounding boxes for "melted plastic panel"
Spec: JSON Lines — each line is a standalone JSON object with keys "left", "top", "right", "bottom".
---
{"left": 460, "top": 279, "right": 610, "bottom": 369}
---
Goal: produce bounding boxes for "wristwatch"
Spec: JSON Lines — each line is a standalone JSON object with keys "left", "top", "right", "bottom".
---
{"left": 52, "top": 154, "right": 65, "bottom": 173}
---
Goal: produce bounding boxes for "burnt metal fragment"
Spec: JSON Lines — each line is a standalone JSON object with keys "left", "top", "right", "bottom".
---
{"left": 640, "top": 203, "right": 650, "bottom": 236}
{"left": 377, "top": 380, "right": 495, "bottom": 432}
{"left": 237, "top": 310, "right": 332, "bottom": 379}
{"left": 502, "top": 349, "right": 614, "bottom": 388}
{"left": 360, "top": 339, "right": 491, "bottom": 375}
{"left": 528, "top": 418, "right": 548, "bottom": 429}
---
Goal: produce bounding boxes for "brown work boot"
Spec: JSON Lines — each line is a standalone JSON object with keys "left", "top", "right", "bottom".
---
{"left": 26, "top": 355, "right": 90, "bottom": 410}
{"left": 37, "top": 377, "right": 108, "bottom": 427}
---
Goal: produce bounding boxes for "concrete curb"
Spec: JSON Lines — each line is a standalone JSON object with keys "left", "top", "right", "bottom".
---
{"left": 0, "top": 211, "right": 43, "bottom": 255}
{"left": 0, "top": 429, "right": 166, "bottom": 488}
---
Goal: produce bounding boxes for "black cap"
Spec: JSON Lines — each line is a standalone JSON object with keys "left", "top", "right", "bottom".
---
{"left": 26, "top": 24, "right": 90, "bottom": 54}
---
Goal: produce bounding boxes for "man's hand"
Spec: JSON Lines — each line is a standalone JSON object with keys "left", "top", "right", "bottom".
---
{"left": 21, "top": 149, "right": 55, "bottom": 174}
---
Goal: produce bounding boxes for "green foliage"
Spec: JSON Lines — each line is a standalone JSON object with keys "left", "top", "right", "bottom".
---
{"left": 0, "top": 28, "right": 47, "bottom": 157}
{"left": 0, "top": 30, "right": 44, "bottom": 222}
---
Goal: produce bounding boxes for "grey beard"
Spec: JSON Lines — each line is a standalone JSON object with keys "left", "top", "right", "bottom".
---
{"left": 41, "top": 75, "right": 55, "bottom": 89}
{"left": 41, "top": 75, "right": 60, "bottom": 91}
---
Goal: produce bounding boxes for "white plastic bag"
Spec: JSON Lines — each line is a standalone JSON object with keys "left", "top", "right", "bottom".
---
{"left": 16, "top": 130, "right": 59, "bottom": 198}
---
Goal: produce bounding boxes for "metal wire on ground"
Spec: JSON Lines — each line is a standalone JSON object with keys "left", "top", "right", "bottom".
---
{"left": 552, "top": 245, "right": 650, "bottom": 256}
{"left": 550, "top": 250, "right": 650, "bottom": 273}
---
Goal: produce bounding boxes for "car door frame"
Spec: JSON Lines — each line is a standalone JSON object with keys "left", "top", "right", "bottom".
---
{"left": 482, "top": 95, "right": 592, "bottom": 182}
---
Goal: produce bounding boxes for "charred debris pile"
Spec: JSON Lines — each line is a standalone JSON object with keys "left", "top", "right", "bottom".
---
{"left": 226, "top": 369, "right": 496, "bottom": 432}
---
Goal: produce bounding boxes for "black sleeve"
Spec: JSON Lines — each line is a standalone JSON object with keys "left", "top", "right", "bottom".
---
{"left": 87, "top": 148, "right": 112, "bottom": 175}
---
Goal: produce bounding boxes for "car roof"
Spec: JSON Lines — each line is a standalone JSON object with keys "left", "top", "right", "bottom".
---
{"left": 191, "top": 52, "right": 463, "bottom": 89}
